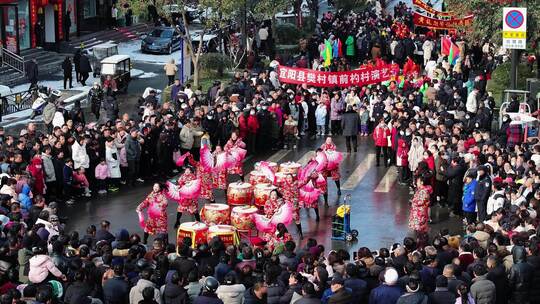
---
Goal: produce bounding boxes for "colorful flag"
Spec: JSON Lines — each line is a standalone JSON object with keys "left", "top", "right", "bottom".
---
{"left": 323, "top": 39, "right": 332, "bottom": 67}
{"left": 441, "top": 36, "right": 460, "bottom": 65}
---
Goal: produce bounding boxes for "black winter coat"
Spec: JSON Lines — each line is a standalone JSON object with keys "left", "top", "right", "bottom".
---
{"left": 266, "top": 282, "right": 286, "bottom": 304}
{"left": 527, "top": 255, "right": 540, "bottom": 304}
{"left": 508, "top": 246, "right": 534, "bottom": 303}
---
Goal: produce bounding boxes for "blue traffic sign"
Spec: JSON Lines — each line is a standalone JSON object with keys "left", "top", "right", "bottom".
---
{"left": 505, "top": 10, "right": 524, "bottom": 29}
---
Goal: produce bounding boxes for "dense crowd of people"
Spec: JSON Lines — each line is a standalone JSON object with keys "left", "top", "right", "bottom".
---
{"left": 1, "top": 0, "right": 540, "bottom": 303}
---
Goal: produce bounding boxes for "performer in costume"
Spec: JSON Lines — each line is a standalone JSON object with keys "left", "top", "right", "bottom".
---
{"left": 264, "top": 189, "right": 284, "bottom": 218}
{"left": 225, "top": 131, "right": 246, "bottom": 180}
{"left": 408, "top": 174, "right": 433, "bottom": 247}
{"left": 320, "top": 137, "right": 342, "bottom": 197}
{"left": 136, "top": 183, "right": 168, "bottom": 244}
{"left": 212, "top": 146, "right": 229, "bottom": 191}
{"left": 187, "top": 153, "right": 215, "bottom": 203}
{"left": 173, "top": 166, "right": 201, "bottom": 227}
{"left": 278, "top": 173, "right": 303, "bottom": 238}
{"left": 264, "top": 223, "right": 293, "bottom": 252}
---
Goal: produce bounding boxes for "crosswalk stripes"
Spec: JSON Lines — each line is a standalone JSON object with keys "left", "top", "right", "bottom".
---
{"left": 374, "top": 168, "right": 398, "bottom": 193}
{"left": 266, "top": 150, "right": 290, "bottom": 163}
{"left": 296, "top": 151, "right": 315, "bottom": 166}
{"left": 341, "top": 154, "right": 376, "bottom": 190}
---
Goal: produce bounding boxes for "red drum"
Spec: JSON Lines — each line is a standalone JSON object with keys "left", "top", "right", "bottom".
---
{"left": 231, "top": 205, "right": 258, "bottom": 231}
{"left": 249, "top": 170, "right": 270, "bottom": 185}
{"left": 200, "top": 203, "right": 230, "bottom": 225}
{"left": 207, "top": 225, "right": 239, "bottom": 247}
{"left": 227, "top": 182, "right": 253, "bottom": 206}
{"left": 254, "top": 183, "right": 277, "bottom": 207}
{"left": 177, "top": 222, "right": 208, "bottom": 249}
{"left": 279, "top": 162, "right": 302, "bottom": 175}
{"left": 255, "top": 161, "right": 278, "bottom": 172}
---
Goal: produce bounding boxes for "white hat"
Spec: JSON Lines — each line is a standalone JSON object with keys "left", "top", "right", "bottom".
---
{"left": 384, "top": 268, "right": 399, "bottom": 285}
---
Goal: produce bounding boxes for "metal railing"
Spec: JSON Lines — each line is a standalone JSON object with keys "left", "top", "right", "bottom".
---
{"left": 1, "top": 47, "right": 25, "bottom": 73}
{"left": 0, "top": 88, "right": 36, "bottom": 122}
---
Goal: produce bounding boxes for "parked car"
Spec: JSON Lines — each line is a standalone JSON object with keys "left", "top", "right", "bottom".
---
{"left": 162, "top": 4, "right": 198, "bottom": 24}
{"left": 141, "top": 27, "right": 182, "bottom": 54}
{"left": 190, "top": 33, "right": 219, "bottom": 53}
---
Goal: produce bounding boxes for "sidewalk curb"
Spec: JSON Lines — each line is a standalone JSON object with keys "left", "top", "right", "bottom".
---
{"left": 0, "top": 88, "right": 90, "bottom": 128}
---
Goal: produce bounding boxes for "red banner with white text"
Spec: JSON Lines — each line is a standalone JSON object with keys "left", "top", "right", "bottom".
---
{"left": 277, "top": 64, "right": 400, "bottom": 88}
{"left": 413, "top": 12, "right": 474, "bottom": 29}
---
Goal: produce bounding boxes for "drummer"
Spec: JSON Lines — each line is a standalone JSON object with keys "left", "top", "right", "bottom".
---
{"left": 320, "top": 137, "right": 342, "bottom": 196}
{"left": 188, "top": 152, "right": 216, "bottom": 204}
{"left": 225, "top": 131, "right": 246, "bottom": 181}
{"left": 174, "top": 166, "right": 201, "bottom": 228}
{"left": 278, "top": 174, "right": 303, "bottom": 239}
{"left": 264, "top": 189, "right": 285, "bottom": 218}
{"left": 212, "top": 146, "right": 229, "bottom": 194}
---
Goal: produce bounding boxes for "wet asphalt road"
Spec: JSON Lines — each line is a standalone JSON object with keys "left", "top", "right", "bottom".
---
{"left": 61, "top": 134, "right": 463, "bottom": 252}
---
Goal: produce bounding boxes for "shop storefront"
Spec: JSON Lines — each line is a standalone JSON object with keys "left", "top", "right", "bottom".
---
{"left": 0, "top": 0, "right": 20, "bottom": 53}
{"left": 76, "top": 0, "right": 111, "bottom": 32}
{"left": 0, "top": 0, "right": 67, "bottom": 53}
{"left": 30, "top": 0, "right": 64, "bottom": 48}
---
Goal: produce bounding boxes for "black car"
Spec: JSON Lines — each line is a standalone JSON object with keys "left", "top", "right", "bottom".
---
{"left": 141, "top": 27, "right": 182, "bottom": 54}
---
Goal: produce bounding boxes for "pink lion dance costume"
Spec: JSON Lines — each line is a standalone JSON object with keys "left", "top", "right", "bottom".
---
{"left": 137, "top": 184, "right": 168, "bottom": 244}
{"left": 167, "top": 166, "right": 202, "bottom": 228}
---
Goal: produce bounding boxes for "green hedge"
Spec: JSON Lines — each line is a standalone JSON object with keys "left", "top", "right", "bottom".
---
{"left": 486, "top": 62, "right": 535, "bottom": 106}
{"left": 199, "top": 53, "right": 232, "bottom": 77}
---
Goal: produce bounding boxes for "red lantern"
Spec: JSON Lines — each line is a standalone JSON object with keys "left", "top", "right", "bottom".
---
{"left": 40, "top": 0, "right": 48, "bottom": 6}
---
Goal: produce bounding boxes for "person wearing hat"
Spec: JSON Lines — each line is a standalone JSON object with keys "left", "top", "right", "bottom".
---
{"left": 193, "top": 276, "right": 223, "bottom": 304}
{"left": 474, "top": 165, "right": 492, "bottom": 222}
{"left": 369, "top": 267, "right": 403, "bottom": 303}
{"left": 327, "top": 276, "right": 353, "bottom": 304}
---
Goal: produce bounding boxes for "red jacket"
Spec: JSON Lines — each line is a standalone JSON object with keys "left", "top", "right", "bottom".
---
{"left": 247, "top": 115, "right": 260, "bottom": 134}
{"left": 27, "top": 157, "right": 45, "bottom": 195}
{"left": 373, "top": 124, "right": 390, "bottom": 147}
{"left": 238, "top": 115, "right": 248, "bottom": 138}
{"left": 396, "top": 139, "right": 409, "bottom": 167}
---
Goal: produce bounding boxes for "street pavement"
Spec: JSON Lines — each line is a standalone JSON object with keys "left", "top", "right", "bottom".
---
{"left": 61, "top": 134, "right": 462, "bottom": 252}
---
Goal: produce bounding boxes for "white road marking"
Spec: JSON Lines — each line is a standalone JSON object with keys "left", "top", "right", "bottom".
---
{"left": 267, "top": 150, "right": 290, "bottom": 163}
{"left": 341, "top": 154, "right": 376, "bottom": 190}
{"left": 297, "top": 151, "right": 315, "bottom": 166}
{"left": 374, "top": 168, "right": 398, "bottom": 193}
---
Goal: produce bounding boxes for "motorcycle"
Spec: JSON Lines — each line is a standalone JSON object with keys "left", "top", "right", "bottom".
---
{"left": 30, "top": 86, "right": 62, "bottom": 119}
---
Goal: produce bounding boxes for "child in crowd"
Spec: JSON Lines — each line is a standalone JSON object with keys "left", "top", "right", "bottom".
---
{"left": 315, "top": 102, "right": 327, "bottom": 136}
{"left": 359, "top": 106, "right": 369, "bottom": 136}
{"left": 396, "top": 138, "right": 409, "bottom": 185}
{"left": 73, "top": 167, "right": 91, "bottom": 197}
{"left": 283, "top": 114, "right": 299, "bottom": 150}
{"left": 95, "top": 158, "right": 109, "bottom": 195}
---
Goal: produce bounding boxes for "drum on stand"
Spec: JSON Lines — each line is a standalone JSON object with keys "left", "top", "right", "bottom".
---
{"left": 177, "top": 222, "right": 208, "bottom": 249}
{"left": 227, "top": 182, "right": 253, "bottom": 206}
{"left": 207, "top": 225, "right": 239, "bottom": 247}
{"left": 200, "top": 203, "right": 230, "bottom": 225}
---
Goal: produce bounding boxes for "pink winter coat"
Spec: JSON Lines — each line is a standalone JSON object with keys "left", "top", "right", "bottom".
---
{"left": 73, "top": 172, "right": 89, "bottom": 188}
{"left": 95, "top": 163, "right": 110, "bottom": 180}
{"left": 28, "top": 254, "right": 63, "bottom": 283}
